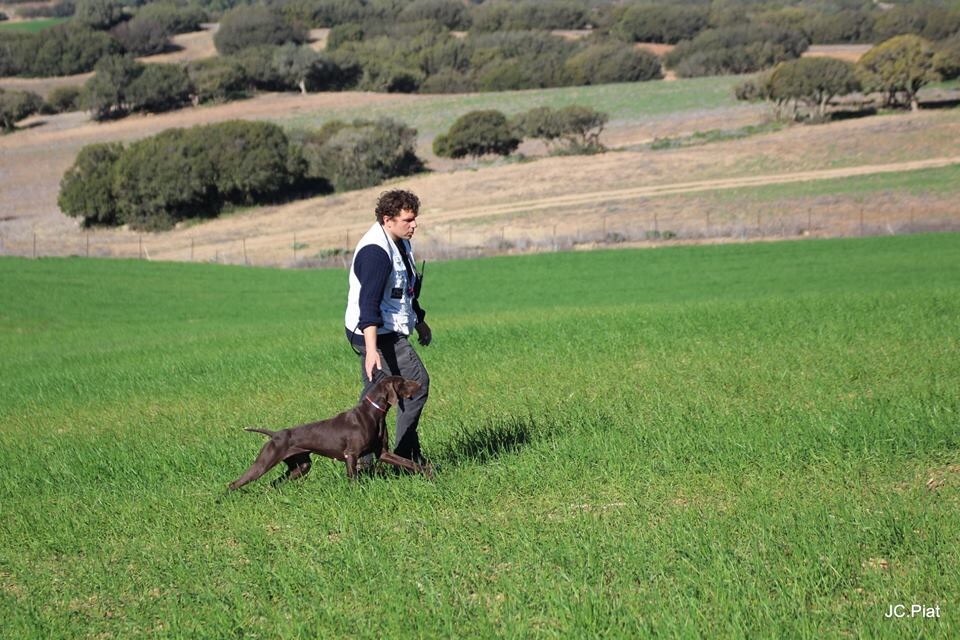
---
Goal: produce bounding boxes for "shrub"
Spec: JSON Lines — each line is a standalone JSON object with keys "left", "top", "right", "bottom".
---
{"left": 111, "top": 15, "right": 173, "bottom": 56}
{"left": 768, "top": 57, "right": 860, "bottom": 119}
{"left": 214, "top": 5, "right": 306, "bottom": 56}
{"left": 433, "top": 110, "right": 519, "bottom": 159}
{"left": 0, "top": 88, "right": 43, "bottom": 132}
{"left": 135, "top": 3, "right": 206, "bottom": 35}
{"left": 300, "top": 118, "right": 423, "bottom": 191}
{"left": 858, "top": 34, "right": 939, "bottom": 111}
{"left": 10, "top": 23, "right": 120, "bottom": 77}
{"left": 203, "top": 120, "right": 303, "bottom": 202}
{"left": 57, "top": 142, "right": 124, "bottom": 225}
{"left": 232, "top": 44, "right": 287, "bottom": 91}
{"left": 551, "top": 105, "right": 608, "bottom": 152}
{"left": 81, "top": 54, "right": 143, "bottom": 120}
{"left": 45, "top": 85, "right": 82, "bottom": 113}
{"left": 873, "top": 5, "right": 960, "bottom": 43}
{"left": 186, "top": 57, "right": 249, "bottom": 104}
{"left": 470, "top": 0, "right": 588, "bottom": 32}
{"left": 112, "top": 128, "right": 218, "bottom": 230}
{"left": 666, "top": 25, "right": 809, "bottom": 77}
{"left": 398, "top": 0, "right": 470, "bottom": 31}
{"left": 468, "top": 31, "right": 576, "bottom": 90}
{"left": 563, "top": 41, "right": 662, "bottom": 85}
{"left": 934, "top": 35, "right": 960, "bottom": 80}
{"left": 610, "top": 4, "right": 709, "bottom": 44}
{"left": 109, "top": 121, "right": 302, "bottom": 229}
{"left": 326, "top": 22, "right": 364, "bottom": 51}
{"left": 805, "top": 9, "right": 875, "bottom": 45}
{"left": 73, "top": 0, "right": 124, "bottom": 30}
{"left": 126, "top": 64, "right": 193, "bottom": 113}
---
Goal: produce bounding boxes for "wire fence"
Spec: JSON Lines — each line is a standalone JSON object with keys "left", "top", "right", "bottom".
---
{"left": 2, "top": 202, "right": 958, "bottom": 268}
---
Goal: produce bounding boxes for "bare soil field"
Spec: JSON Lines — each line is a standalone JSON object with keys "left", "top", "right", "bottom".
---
{"left": 2, "top": 89, "right": 958, "bottom": 266}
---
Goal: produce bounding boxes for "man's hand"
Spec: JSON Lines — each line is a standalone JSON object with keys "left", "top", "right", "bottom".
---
{"left": 416, "top": 321, "right": 432, "bottom": 346}
{"left": 362, "top": 325, "right": 382, "bottom": 382}
{"left": 364, "top": 349, "right": 382, "bottom": 382}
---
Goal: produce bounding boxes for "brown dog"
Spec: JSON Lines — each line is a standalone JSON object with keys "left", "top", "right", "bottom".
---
{"left": 228, "top": 376, "right": 430, "bottom": 490}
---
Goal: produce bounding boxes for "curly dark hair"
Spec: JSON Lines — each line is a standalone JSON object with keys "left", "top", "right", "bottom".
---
{"left": 375, "top": 189, "right": 420, "bottom": 223}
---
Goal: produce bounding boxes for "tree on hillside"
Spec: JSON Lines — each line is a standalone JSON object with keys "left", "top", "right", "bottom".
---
{"left": 0, "top": 89, "right": 43, "bottom": 133}
{"left": 58, "top": 142, "right": 125, "bottom": 226}
{"left": 768, "top": 57, "right": 861, "bottom": 120}
{"left": 81, "top": 55, "right": 144, "bottom": 120}
{"left": 563, "top": 41, "right": 662, "bottom": 85}
{"left": 858, "top": 35, "right": 939, "bottom": 111}
{"left": 126, "top": 64, "right": 193, "bottom": 113}
{"left": 934, "top": 35, "right": 960, "bottom": 81}
{"left": 299, "top": 118, "right": 423, "bottom": 192}
{"left": 512, "top": 105, "right": 609, "bottom": 153}
{"left": 214, "top": 5, "right": 306, "bottom": 56}
{"left": 433, "top": 110, "right": 520, "bottom": 159}
{"left": 271, "top": 43, "right": 347, "bottom": 94}
{"left": 74, "top": 0, "right": 125, "bottom": 30}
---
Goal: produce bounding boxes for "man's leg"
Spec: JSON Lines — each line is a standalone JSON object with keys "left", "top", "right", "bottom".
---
{"left": 388, "top": 337, "right": 430, "bottom": 462}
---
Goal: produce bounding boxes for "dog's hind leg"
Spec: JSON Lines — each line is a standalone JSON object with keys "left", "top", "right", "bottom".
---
{"left": 271, "top": 452, "right": 312, "bottom": 487}
{"left": 228, "top": 436, "right": 288, "bottom": 490}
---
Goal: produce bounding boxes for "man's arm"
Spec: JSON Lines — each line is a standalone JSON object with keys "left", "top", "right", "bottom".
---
{"left": 354, "top": 245, "right": 391, "bottom": 381}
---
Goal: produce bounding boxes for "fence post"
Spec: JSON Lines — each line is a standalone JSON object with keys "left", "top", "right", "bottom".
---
{"left": 86, "top": 233, "right": 90, "bottom": 258}
{"left": 242, "top": 237, "right": 248, "bottom": 265}
{"left": 190, "top": 238, "right": 194, "bottom": 261}
{"left": 33, "top": 232, "right": 37, "bottom": 258}
{"left": 293, "top": 233, "right": 298, "bottom": 263}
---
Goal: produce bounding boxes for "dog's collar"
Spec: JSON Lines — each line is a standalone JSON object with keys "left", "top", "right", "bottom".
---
{"left": 364, "top": 396, "right": 388, "bottom": 413}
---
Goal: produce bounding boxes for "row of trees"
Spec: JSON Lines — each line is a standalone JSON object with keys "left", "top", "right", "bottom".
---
{"left": 600, "top": 2, "right": 960, "bottom": 47}
{"left": 325, "top": 24, "right": 661, "bottom": 93}
{"left": 0, "top": 1, "right": 205, "bottom": 77}
{"left": 737, "top": 34, "right": 958, "bottom": 119}
{"left": 55, "top": 102, "right": 609, "bottom": 227}
{"left": 58, "top": 118, "right": 423, "bottom": 229}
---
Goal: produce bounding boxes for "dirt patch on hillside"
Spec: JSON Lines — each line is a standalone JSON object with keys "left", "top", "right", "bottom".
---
{"left": 2, "top": 81, "right": 959, "bottom": 266}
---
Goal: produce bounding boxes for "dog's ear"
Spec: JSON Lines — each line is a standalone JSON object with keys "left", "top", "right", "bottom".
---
{"left": 403, "top": 379, "right": 421, "bottom": 398}
{"left": 385, "top": 379, "right": 399, "bottom": 406}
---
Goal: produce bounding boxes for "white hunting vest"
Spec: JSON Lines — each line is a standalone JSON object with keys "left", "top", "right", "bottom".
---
{"left": 345, "top": 222, "right": 418, "bottom": 337}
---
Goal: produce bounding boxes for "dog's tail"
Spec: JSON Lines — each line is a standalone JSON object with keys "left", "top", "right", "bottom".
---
{"left": 245, "top": 427, "right": 276, "bottom": 437}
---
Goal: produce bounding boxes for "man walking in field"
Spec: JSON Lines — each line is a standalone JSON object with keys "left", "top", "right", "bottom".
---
{"left": 345, "top": 189, "right": 432, "bottom": 467}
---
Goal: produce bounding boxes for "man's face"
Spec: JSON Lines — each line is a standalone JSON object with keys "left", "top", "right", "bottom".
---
{"left": 383, "top": 208, "right": 418, "bottom": 241}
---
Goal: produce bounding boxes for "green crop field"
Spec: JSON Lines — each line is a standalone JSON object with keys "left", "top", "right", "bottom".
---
{"left": 0, "top": 18, "right": 68, "bottom": 33}
{"left": 1, "top": 234, "right": 958, "bottom": 638}
{"left": 282, "top": 75, "right": 746, "bottom": 139}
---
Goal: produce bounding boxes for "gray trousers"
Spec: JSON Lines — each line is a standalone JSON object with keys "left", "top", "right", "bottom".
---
{"left": 357, "top": 334, "right": 430, "bottom": 461}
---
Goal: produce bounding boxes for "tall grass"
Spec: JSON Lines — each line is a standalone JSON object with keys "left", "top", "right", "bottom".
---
{"left": 1, "top": 233, "right": 958, "bottom": 638}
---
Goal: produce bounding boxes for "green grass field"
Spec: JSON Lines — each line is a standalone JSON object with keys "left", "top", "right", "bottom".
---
{"left": 282, "top": 75, "right": 746, "bottom": 139}
{"left": 1, "top": 234, "right": 958, "bottom": 638}
{"left": 0, "top": 18, "right": 69, "bottom": 33}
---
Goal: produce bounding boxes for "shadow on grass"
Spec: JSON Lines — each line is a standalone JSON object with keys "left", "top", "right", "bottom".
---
{"left": 442, "top": 415, "right": 552, "bottom": 466}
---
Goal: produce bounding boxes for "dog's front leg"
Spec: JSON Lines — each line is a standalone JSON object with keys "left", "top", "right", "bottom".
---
{"left": 344, "top": 453, "right": 358, "bottom": 480}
